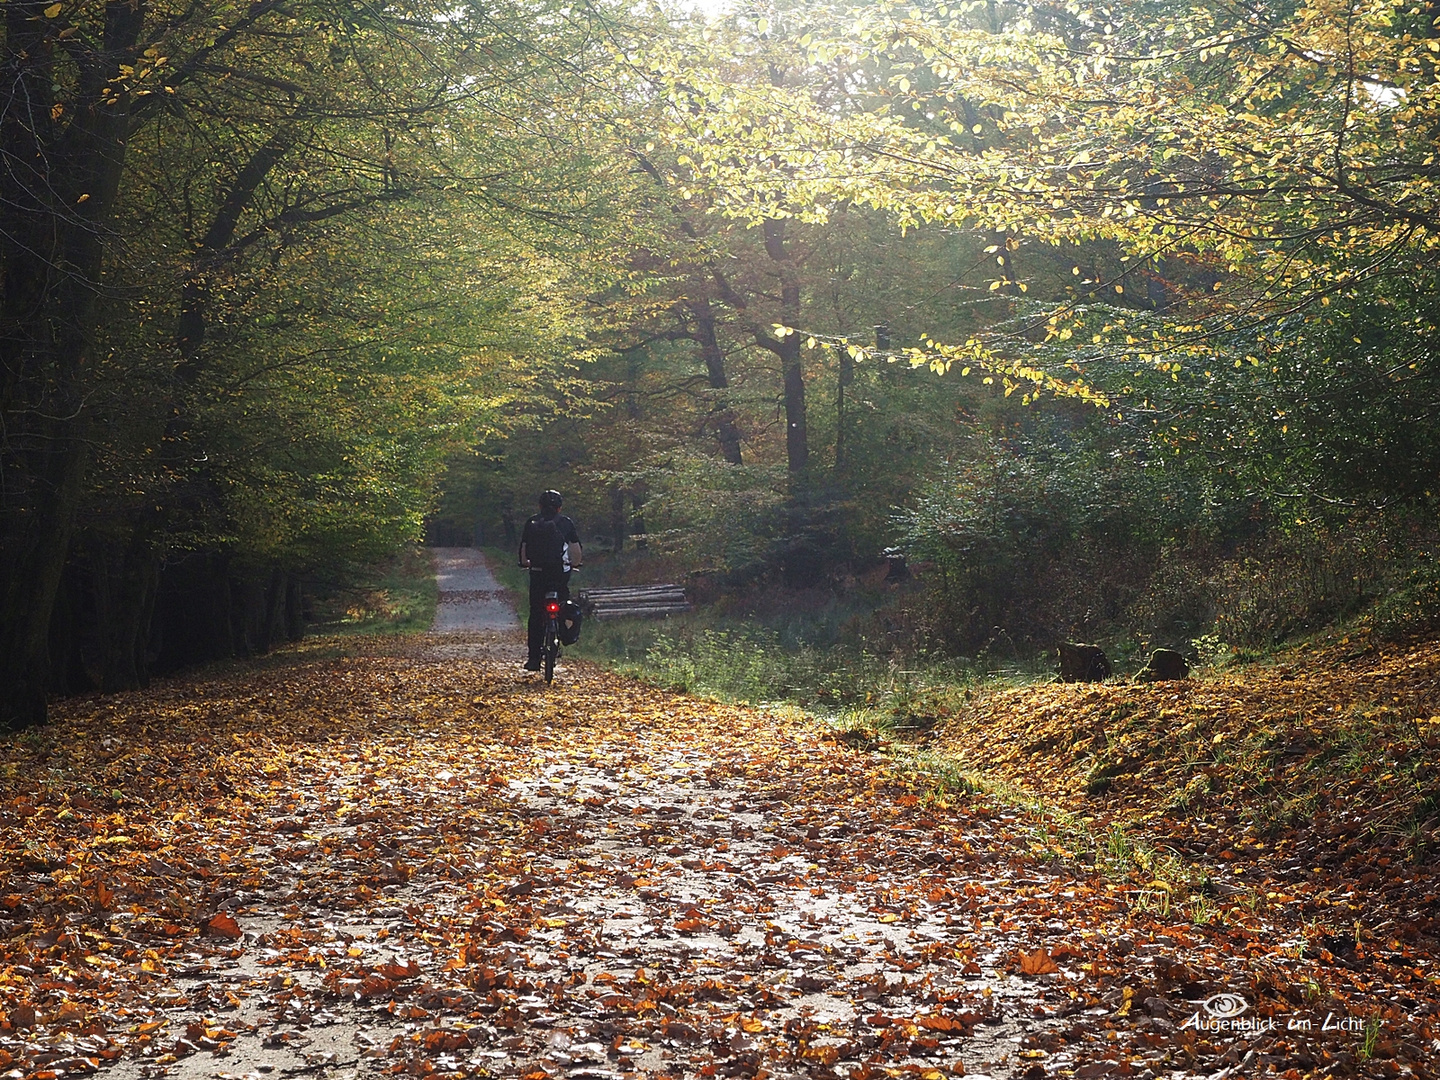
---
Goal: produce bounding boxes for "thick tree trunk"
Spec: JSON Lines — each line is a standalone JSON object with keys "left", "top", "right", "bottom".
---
{"left": 47, "top": 568, "right": 90, "bottom": 695}
{"left": 0, "top": 0, "right": 143, "bottom": 728}
{"left": 782, "top": 349, "right": 807, "bottom": 472}
{"left": 688, "top": 297, "right": 743, "bottom": 465}
{"left": 632, "top": 494, "right": 648, "bottom": 550}
{"left": 256, "top": 568, "right": 286, "bottom": 654}
{"left": 610, "top": 486, "right": 628, "bottom": 553}
{"left": 0, "top": 425, "right": 87, "bottom": 726}
{"left": 285, "top": 579, "right": 306, "bottom": 642}
{"left": 87, "top": 532, "right": 160, "bottom": 692}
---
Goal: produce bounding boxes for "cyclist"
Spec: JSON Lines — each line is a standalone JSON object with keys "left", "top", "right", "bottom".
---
{"left": 518, "top": 490, "right": 582, "bottom": 671}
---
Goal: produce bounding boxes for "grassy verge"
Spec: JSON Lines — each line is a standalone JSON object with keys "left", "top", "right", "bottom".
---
{"left": 479, "top": 544, "right": 528, "bottom": 619}
{"left": 573, "top": 617, "right": 1011, "bottom": 713}
{"left": 310, "top": 546, "right": 438, "bottom": 635}
{"left": 569, "top": 567, "right": 1060, "bottom": 712}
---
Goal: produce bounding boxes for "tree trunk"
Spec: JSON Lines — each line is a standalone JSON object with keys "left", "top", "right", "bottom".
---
{"left": 47, "top": 564, "right": 90, "bottom": 695}
{"left": 0, "top": 0, "right": 143, "bottom": 729}
{"left": 214, "top": 559, "right": 238, "bottom": 660}
{"left": 782, "top": 353, "right": 808, "bottom": 472}
{"left": 87, "top": 531, "right": 160, "bottom": 692}
{"left": 285, "top": 579, "right": 306, "bottom": 641}
{"left": 688, "top": 297, "right": 743, "bottom": 465}
{"left": 610, "top": 486, "right": 628, "bottom": 552}
{"left": 632, "top": 494, "right": 648, "bottom": 550}
{"left": 256, "top": 567, "right": 286, "bottom": 654}
{"left": 762, "top": 220, "right": 807, "bottom": 473}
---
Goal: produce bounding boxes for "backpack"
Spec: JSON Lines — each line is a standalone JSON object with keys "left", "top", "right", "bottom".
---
{"left": 558, "top": 600, "right": 583, "bottom": 645}
{"left": 529, "top": 515, "right": 568, "bottom": 568}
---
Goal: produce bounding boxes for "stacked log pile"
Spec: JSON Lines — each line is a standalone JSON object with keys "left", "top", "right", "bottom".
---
{"left": 578, "top": 585, "right": 690, "bottom": 619}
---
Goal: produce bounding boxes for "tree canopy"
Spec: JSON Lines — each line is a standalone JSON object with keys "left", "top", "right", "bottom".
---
{"left": 642, "top": 0, "right": 1440, "bottom": 377}
{"left": 5, "top": 0, "right": 1439, "bottom": 726}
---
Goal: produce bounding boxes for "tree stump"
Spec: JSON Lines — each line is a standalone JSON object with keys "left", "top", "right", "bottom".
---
{"left": 1134, "top": 648, "right": 1190, "bottom": 682}
{"left": 1058, "top": 642, "right": 1112, "bottom": 682}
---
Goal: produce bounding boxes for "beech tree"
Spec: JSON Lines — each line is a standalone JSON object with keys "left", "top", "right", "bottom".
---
{"left": 1, "top": 0, "right": 639, "bottom": 726}
{"left": 643, "top": 0, "right": 1440, "bottom": 386}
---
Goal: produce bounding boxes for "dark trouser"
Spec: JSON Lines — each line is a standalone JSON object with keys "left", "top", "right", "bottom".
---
{"left": 527, "top": 568, "right": 571, "bottom": 661}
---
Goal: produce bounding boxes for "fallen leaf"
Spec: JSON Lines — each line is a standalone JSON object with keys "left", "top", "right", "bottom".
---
{"left": 205, "top": 912, "right": 242, "bottom": 939}
{"left": 1018, "top": 949, "right": 1060, "bottom": 976}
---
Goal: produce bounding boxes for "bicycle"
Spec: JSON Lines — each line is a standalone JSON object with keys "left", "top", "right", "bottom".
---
{"left": 541, "top": 590, "right": 562, "bottom": 683}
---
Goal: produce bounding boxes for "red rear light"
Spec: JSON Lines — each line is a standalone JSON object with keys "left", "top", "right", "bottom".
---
{"left": 546, "top": 603, "right": 560, "bottom": 614}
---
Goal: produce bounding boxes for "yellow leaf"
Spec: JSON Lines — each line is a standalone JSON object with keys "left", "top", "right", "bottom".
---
{"left": 43, "top": 2, "right": 61, "bottom": 16}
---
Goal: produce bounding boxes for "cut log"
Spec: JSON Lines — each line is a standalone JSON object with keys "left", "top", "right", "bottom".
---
{"left": 578, "top": 585, "right": 690, "bottom": 619}
{"left": 576, "top": 593, "right": 682, "bottom": 601}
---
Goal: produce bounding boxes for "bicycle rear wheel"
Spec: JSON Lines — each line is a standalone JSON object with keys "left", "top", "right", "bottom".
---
{"left": 543, "top": 625, "right": 558, "bottom": 683}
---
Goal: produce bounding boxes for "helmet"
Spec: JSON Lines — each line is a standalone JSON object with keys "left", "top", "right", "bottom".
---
{"left": 539, "top": 489, "right": 563, "bottom": 510}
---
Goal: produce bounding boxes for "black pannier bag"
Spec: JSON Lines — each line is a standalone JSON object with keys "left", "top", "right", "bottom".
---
{"left": 559, "top": 599, "right": 583, "bottom": 645}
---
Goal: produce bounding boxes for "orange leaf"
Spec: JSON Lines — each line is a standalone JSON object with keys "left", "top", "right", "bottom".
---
{"left": 1018, "top": 948, "right": 1059, "bottom": 975}
{"left": 206, "top": 912, "right": 242, "bottom": 939}
{"left": 916, "top": 1014, "right": 964, "bottom": 1032}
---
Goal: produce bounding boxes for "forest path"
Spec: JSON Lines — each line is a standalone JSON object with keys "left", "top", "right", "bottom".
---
{"left": 429, "top": 549, "right": 519, "bottom": 633}
{"left": 4, "top": 631, "right": 1429, "bottom": 1080}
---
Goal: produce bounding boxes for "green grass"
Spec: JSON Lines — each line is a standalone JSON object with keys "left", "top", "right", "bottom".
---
{"left": 575, "top": 619, "right": 994, "bottom": 715}
{"left": 311, "top": 546, "right": 438, "bottom": 635}
{"left": 479, "top": 544, "right": 529, "bottom": 619}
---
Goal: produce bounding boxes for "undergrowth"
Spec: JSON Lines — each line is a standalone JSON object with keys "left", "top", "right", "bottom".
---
{"left": 312, "top": 546, "right": 438, "bottom": 635}
{"left": 583, "top": 621, "right": 1012, "bottom": 716}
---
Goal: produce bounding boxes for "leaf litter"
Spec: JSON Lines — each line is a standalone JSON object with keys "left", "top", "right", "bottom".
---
{"left": 0, "top": 631, "right": 1436, "bottom": 1080}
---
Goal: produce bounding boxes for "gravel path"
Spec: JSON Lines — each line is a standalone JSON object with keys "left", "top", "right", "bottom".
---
{"left": 430, "top": 548, "right": 520, "bottom": 633}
